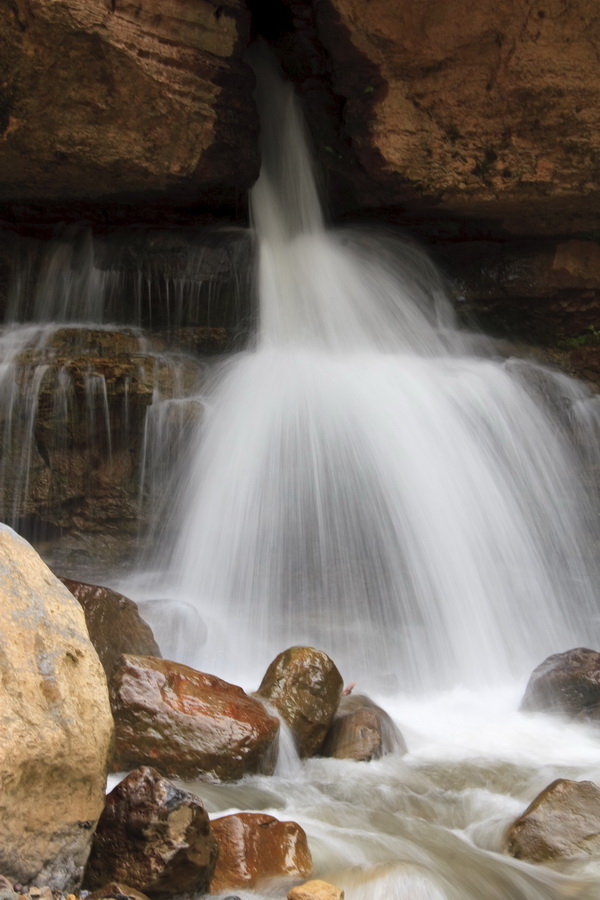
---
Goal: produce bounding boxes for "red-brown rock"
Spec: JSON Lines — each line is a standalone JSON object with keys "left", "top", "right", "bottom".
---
{"left": 506, "top": 778, "right": 600, "bottom": 863}
{"left": 60, "top": 578, "right": 161, "bottom": 677}
{"left": 84, "top": 767, "right": 218, "bottom": 899}
{"left": 520, "top": 648, "right": 600, "bottom": 720}
{"left": 256, "top": 646, "right": 343, "bottom": 758}
{"left": 110, "top": 655, "right": 279, "bottom": 781}
{"left": 320, "top": 694, "right": 407, "bottom": 762}
{"left": 210, "top": 812, "right": 312, "bottom": 894}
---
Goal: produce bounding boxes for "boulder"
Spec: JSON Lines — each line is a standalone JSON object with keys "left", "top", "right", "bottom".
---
{"left": 256, "top": 646, "right": 343, "bottom": 757}
{"left": 110, "top": 654, "right": 279, "bottom": 781}
{"left": 210, "top": 813, "right": 312, "bottom": 894}
{"left": 288, "top": 881, "right": 345, "bottom": 900}
{"left": 520, "top": 648, "right": 600, "bottom": 719}
{"left": 60, "top": 578, "right": 161, "bottom": 677}
{"left": 84, "top": 767, "right": 217, "bottom": 899}
{"left": 0, "top": 525, "right": 113, "bottom": 890}
{"left": 0, "top": 0, "right": 258, "bottom": 213}
{"left": 506, "top": 778, "right": 600, "bottom": 863}
{"left": 320, "top": 694, "right": 408, "bottom": 761}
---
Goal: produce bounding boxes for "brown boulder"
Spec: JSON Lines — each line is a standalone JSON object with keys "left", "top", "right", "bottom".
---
{"left": 320, "top": 694, "right": 407, "bottom": 762}
{"left": 85, "top": 767, "right": 217, "bottom": 899}
{"left": 0, "top": 526, "right": 113, "bottom": 891}
{"left": 60, "top": 578, "right": 161, "bottom": 677}
{"left": 110, "top": 654, "right": 279, "bottom": 781}
{"left": 0, "top": 0, "right": 258, "bottom": 212}
{"left": 88, "top": 883, "right": 151, "bottom": 900}
{"left": 288, "top": 881, "right": 344, "bottom": 900}
{"left": 506, "top": 778, "right": 600, "bottom": 863}
{"left": 210, "top": 813, "right": 312, "bottom": 894}
{"left": 256, "top": 646, "right": 344, "bottom": 758}
{"left": 520, "top": 648, "right": 600, "bottom": 719}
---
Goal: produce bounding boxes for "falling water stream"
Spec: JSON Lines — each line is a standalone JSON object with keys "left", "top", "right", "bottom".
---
{"left": 2, "top": 50, "right": 600, "bottom": 899}
{"left": 113, "top": 55, "right": 600, "bottom": 898}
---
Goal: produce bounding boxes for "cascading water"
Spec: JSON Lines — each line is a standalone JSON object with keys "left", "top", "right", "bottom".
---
{"left": 151, "top": 52, "right": 600, "bottom": 693}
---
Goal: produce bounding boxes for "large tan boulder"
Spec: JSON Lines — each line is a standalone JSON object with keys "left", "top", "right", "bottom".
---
{"left": 0, "top": 0, "right": 258, "bottom": 210}
{"left": 506, "top": 779, "right": 600, "bottom": 863}
{"left": 210, "top": 812, "right": 312, "bottom": 894}
{"left": 0, "top": 526, "right": 113, "bottom": 890}
{"left": 256, "top": 646, "right": 343, "bottom": 757}
{"left": 316, "top": 0, "right": 600, "bottom": 233}
{"left": 110, "top": 654, "right": 280, "bottom": 781}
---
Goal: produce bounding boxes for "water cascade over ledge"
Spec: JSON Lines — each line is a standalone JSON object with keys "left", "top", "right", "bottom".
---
{"left": 2, "top": 48, "right": 600, "bottom": 900}
{"left": 148, "top": 52, "right": 600, "bottom": 693}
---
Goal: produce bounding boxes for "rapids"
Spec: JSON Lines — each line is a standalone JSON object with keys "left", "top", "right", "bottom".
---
{"left": 3, "top": 48, "right": 600, "bottom": 900}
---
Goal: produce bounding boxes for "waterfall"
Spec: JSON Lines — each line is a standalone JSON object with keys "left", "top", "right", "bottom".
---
{"left": 151, "top": 52, "right": 600, "bottom": 691}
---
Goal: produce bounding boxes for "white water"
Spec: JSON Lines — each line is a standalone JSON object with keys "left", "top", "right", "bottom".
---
{"left": 137, "top": 54, "right": 600, "bottom": 694}
{"left": 114, "top": 55, "right": 600, "bottom": 899}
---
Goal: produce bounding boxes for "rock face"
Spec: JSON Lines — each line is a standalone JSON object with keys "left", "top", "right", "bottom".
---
{"left": 0, "top": 525, "right": 113, "bottom": 890}
{"left": 520, "top": 648, "right": 600, "bottom": 720}
{"left": 210, "top": 812, "right": 312, "bottom": 893}
{"left": 315, "top": 0, "right": 600, "bottom": 234}
{"left": 85, "top": 767, "right": 218, "bottom": 899}
{"left": 110, "top": 654, "right": 280, "bottom": 780}
{"left": 320, "top": 694, "right": 408, "bottom": 762}
{"left": 506, "top": 778, "right": 600, "bottom": 863}
{"left": 0, "top": 0, "right": 258, "bottom": 213}
{"left": 256, "top": 646, "right": 344, "bottom": 758}
{"left": 60, "top": 578, "right": 161, "bottom": 677}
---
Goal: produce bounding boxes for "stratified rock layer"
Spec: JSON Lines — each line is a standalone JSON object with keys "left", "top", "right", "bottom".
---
{"left": 316, "top": 0, "right": 600, "bottom": 233}
{"left": 0, "top": 0, "right": 258, "bottom": 212}
{"left": 110, "top": 654, "right": 280, "bottom": 780}
{"left": 85, "top": 767, "right": 218, "bottom": 899}
{"left": 210, "top": 812, "right": 312, "bottom": 893}
{"left": 506, "top": 778, "right": 600, "bottom": 863}
{"left": 0, "top": 526, "right": 113, "bottom": 890}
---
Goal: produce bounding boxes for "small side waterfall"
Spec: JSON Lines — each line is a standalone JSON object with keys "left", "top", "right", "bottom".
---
{"left": 154, "top": 53, "right": 600, "bottom": 691}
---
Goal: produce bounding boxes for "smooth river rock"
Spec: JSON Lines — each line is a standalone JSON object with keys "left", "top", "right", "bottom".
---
{"left": 210, "top": 812, "right": 312, "bottom": 894}
{"left": 320, "top": 693, "right": 408, "bottom": 761}
{"left": 85, "top": 767, "right": 218, "bottom": 899}
{"left": 256, "top": 646, "right": 344, "bottom": 757}
{"left": 506, "top": 778, "right": 600, "bottom": 863}
{"left": 0, "top": 526, "right": 113, "bottom": 890}
{"left": 520, "top": 647, "right": 600, "bottom": 720}
{"left": 60, "top": 578, "right": 161, "bottom": 677}
{"left": 110, "top": 654, "right": 279, "bottom": 780}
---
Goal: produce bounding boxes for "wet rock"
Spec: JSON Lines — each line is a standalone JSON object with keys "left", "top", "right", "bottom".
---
{"left": 0, "top": 526, "right": 113, "bottom": 891}
{"left": 256, "top": 646, "right": 343, "bottom": 757}
{"left": 320, "top": 694, "right": 407, "bottom": 761}
{"left": 506, "top": 778, "right": 600, "bottom": 863}
{"left": 60, "top": 578, "right": 161, "bottom": 677}
{"left": 520, "top": 648, "right": 600, "bottom": 720}
{"left": 210, "top": 813, "right": 312, "bottom": 893}
{"left": 110, "top": 654, "right": 279, "bottom": 781}
{"left": 0, "top": 0, "right": 258, "bottom": 214}
{"left": 288, "top": 880, "right": 345, "bottom": 900}
{"left": 85, "top": 767, "right": 217, "bottom": 899}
